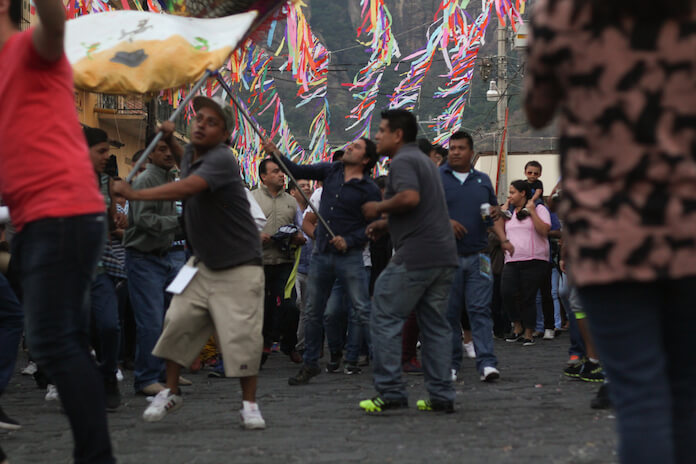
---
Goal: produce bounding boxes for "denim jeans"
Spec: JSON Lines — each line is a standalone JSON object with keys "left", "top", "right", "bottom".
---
{"left": 0, "top": 272, "right": 22, "bottom": 395}
{"left": 579, "top": 278, "right": 696, "bottom": 464}
{"left": 324, "top": 278, "right": 348, "bottom": 354}
{"left": 303, "top": 249, "right": 371, "bottom": 368}
{"left": 324, "top": 266, "right": 372, "bottom": 361}
{"left": 371, "top": 262, "right": 455, "bottom": 403}
{"left": 534, "top": 262, "right": 560, "bottom": 331}
{"left": 90, "top": 273, "right": 120, "bottom": 378}
{"left": 13, "top": 214, "right": 114, "bottom": 464}
{"left": 551, "top": 267, "right": 562, "bottom": 328}
{"left": 447, "top": 254, "right": 498, "bottom": 374}
{"left": 295, "top": 272, "right": 309, "bottom": 351}
{"left": 126, "top": 248, "right": 183, "bottom": 392}
{"left": 558, "top": 273, "right": 585, "bottom": 358}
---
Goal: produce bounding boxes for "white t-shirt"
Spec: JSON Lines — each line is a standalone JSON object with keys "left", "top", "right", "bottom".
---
{"left": 451, "top": 170, "right": 469, "bottom": 184}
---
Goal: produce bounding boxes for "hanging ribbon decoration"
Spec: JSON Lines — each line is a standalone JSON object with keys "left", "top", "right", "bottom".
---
{"left": 343, "top": 0, "right": 400, "bottom": 139}
{"left": 280, "top": 2, "right": 331, "bottom": 162}
{"left": 433, "top": 0, "right": 524, "bottom": 146}
{"left": 224, "top": 40, "right": 307, "bottom": 185}
{"left": 388, "top": 0, "right": 466, "bottom": 111}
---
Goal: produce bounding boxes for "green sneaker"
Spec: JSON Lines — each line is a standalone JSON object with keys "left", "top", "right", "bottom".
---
{"left": 564, "top": 359, "right": 585, "bottom": 378}
{"left": 359, "top": 396, "right": 407, "bottom": 413}
{"left": 579, "top": 360, "right": 605, "bottom": 383}
{"left": 416, "top": 399, "right": 454, "bottom": 413}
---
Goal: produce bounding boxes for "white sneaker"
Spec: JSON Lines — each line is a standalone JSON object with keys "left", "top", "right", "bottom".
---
{"left": 463, "top": 341, "right": 476, "bottom": 359}
{"left": 21, "top": 361, "right": 38, "bottom": 376}
{"left": 116, "top": 369, "right": 124, "bottom": 382}
{"left": 450, "top": 369, "right": 457, "bottom": 382}
{"left": 143, "top": 388, "right": 183, "bottom": 422}
{"left": 45, "top": 384, "right": 59, "bottom": 401}
{"left": 240, "top": 401, "right": 266, "bottom": 430}
{"left": 543, "top": 329, "right": 555, "bottom": 340}
{"left": 480, "top": 366, "right": 501, "bottom": 382}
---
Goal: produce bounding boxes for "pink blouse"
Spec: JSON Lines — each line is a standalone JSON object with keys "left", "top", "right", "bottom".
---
{"left": 504, "top": 205, "right": 551, "bottom": 264}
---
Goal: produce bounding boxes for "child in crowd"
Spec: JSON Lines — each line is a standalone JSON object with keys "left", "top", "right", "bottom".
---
{"left": 524, "top": 161, "right": 544, "bottom": 205}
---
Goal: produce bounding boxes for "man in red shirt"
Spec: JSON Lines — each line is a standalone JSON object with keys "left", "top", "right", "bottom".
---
{"left": 0, "top": 0, "right": 115, "bottom": 462}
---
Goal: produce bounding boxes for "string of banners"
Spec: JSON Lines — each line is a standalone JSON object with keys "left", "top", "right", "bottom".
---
{"left": 63, "top": 0, "right": 524, "bottom": 184}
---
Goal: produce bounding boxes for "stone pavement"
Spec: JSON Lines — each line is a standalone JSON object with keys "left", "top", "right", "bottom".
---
{"left": 1, "top": 337, "right": 617, "bottom": 464}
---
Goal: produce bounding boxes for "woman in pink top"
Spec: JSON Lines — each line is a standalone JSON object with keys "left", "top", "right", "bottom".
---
{"left": 501, "top": 180, "right": 551, "bottom": 346}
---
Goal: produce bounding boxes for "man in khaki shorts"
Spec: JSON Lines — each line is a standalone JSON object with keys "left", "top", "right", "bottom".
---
{"left": 113, "top": 95, "right": 266, "bottom": 429}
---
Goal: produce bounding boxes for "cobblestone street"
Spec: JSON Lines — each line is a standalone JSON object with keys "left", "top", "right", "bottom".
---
{"left": 2, "top": 337, "right": 617, "bottom": 463}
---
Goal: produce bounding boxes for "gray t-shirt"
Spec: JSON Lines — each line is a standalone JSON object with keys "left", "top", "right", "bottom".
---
{"left": 385, "top": 143, "right": 458, "bottom": 270}
{"left": 181, "top": 144, "right": 261, "bottom": 269}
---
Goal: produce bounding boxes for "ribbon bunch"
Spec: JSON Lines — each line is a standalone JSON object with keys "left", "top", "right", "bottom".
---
{"left": 433, "top": 0, "right": 524, "bottom": 146}
{"left": 343, "top": 0, "right": 401, "bottom": 139}
{"left": 388, "top": 0, "right": 467, "bottom": 111}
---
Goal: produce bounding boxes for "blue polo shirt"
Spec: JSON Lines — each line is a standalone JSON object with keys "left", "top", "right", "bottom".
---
{"left": 440, "top": 163, "right": 498, "bottom": 256}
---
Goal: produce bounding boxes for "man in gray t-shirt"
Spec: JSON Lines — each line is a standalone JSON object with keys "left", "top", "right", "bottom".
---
{"left": 360, "top": 109, "right": 457, "bottom": 414}
{"left": 383, "top": 145, "right": 457, "bottom": 270}
{"left": 113, "top": 96, "right": 266, "bottom": 430}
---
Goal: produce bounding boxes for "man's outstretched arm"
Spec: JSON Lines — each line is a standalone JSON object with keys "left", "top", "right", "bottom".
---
{"left": 32, "top": 0, "right": 66, "bottom": 62}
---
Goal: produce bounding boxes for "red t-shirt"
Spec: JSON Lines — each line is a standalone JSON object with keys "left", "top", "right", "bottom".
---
{"left": 0, "top": 30, "right": 105, "bottom": 231}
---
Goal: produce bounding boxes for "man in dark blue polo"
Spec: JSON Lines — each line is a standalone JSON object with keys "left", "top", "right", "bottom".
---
{"left": 262, "top": 138, "right": 381, "bottom": 384}
{"left": 441, "top": 131, "right": 513, "bottom": 383}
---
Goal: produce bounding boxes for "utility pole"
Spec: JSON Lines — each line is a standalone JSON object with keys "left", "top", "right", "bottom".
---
{"left": 495, "top": 23, "right": 510, "bottom": 205}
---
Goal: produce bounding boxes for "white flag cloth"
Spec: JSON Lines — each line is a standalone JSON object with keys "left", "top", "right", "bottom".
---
{"left": 65, "top": 10, "right": 257, "bottom": 94}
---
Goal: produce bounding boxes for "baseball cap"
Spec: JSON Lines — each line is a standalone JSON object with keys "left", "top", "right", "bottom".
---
{"left": 192, "top": 95, "right": 234, "bottom": 131}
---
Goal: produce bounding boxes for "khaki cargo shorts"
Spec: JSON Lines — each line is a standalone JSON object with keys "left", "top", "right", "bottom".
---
{"left": 153, "top": 258, "right": 264, "bottom": 377}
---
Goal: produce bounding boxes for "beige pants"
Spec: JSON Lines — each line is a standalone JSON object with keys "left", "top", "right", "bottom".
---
{"left": 153, "top": 258, "right": 264, "bottom": 377}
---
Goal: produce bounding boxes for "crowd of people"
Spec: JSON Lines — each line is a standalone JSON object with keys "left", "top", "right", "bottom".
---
{"left": 1, "top": 0, "right": 695, "bottom": 463}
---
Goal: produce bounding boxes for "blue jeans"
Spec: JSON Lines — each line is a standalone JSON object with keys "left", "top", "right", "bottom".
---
{"left": 535, "top": 266, "right": 563, "bottom": 331}
{"left": 13, "top": 214, "right": 114, "bottom": 464}
{"left": 371, "top": 262, "right": 455, "bottom": 403}
{"left": 324, "top": 267, "right": 372, "bottom": 360}
{"left": 447, "top": 254, "right": 497, "bottom": 374}
{"left": 0, "top": 273, "right": 22, "bottom": 395}
{"left": 303, "top": 249, "right": 371, "bottom": 368}
{"left": 551, "top": 267, "right": 562, "bottom": 328}
{"left": 126, "top": 248, "right": 183, "bottom": 391}
{"left": 324, "top": 278, "right": 348, "bottom": 354}
{"left": 579, "top": 278, "right": 696, "bottom": 464}
{"left": 558, "top": 273, "right": 585, "bottom": 358}
{"left": 90, "top": 273, "right": 120, "bottom": 377}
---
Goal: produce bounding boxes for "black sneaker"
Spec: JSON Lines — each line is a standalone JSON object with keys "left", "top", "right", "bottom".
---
{"left": 579, "top": 360, "right": 604, "bottom": 383}
{"left": 590, "top": 383, "right": 612, "bottom": 410}
{"left": 521, "top": 338, "right": 536, "bottom": 346}
{"left": 416, "top": 399, "right": 455, "bottom": 413}
{"left": 343, "top": 362, "right": 362, "bottom": 375}
{"left": 359, "top": 396, "right": 408, "bottom": 412}
{"left": 325, "top": 351, "right": 342, "bottom": 373}
{"left": 288, "top": 365, "right": 321, "bottom": 385}
{"left": 505, "top": 332, "right": 522, "bottom": 342}
{"left": 104, "top": 375, "right": 121, "bottom": 412}
{"left": 564, "top": 360, "right": 584, "bottom": 378}
{"left": 0, "top": 405, "right": 21, "bottom": 430}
